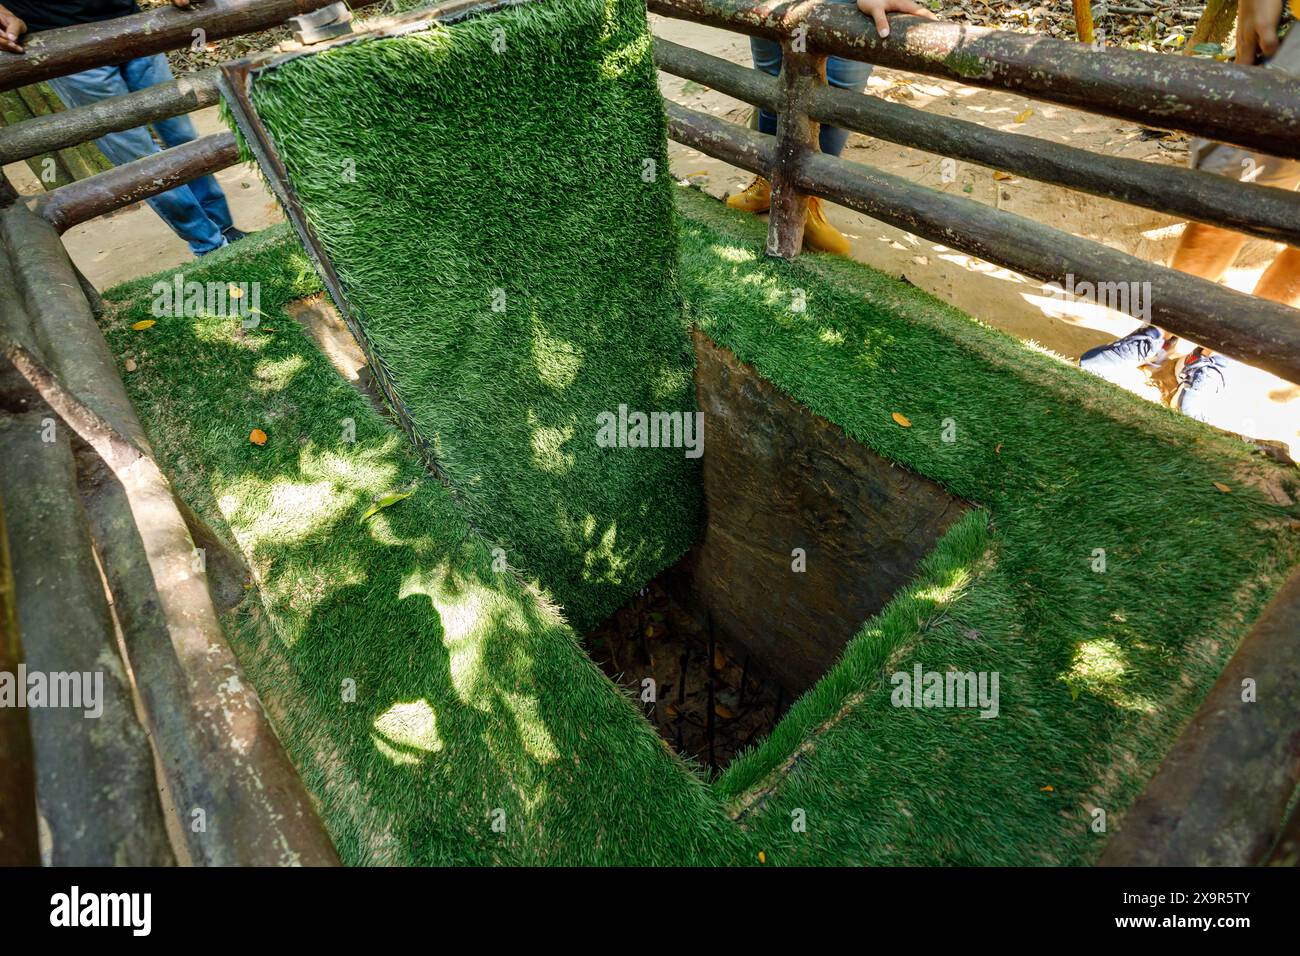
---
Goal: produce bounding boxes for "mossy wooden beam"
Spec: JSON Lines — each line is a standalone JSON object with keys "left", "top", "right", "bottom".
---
{"left": 649, "top": 0, "right": 1300, "bottom": 159}
{"left": 654, "top": 37, "right": 1300, "bottom": 247}
{"left": 0, "top": 69, "right": 220, "bottom": 167}
{"left": 665, "top": 100, "right": 1300, "bottom": 383}
{"left": 0, "top": 0, "right": 384, "bottom": 92}
{"left": 29, "top": 131, "right": 238, "bottom": 232}
{"left": 0, "top": 205, "right": 338, "bottom": 866}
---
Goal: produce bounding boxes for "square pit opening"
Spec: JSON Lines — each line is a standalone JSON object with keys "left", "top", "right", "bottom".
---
{"left": 584, "top": 332, "right": 971, "bottom": 773}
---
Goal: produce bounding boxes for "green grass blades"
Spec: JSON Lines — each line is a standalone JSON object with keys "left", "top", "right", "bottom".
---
{"left": 101, "top": 228, "right": 745, "bottom": 866}
{"left": 674, "top": 185, "right": 1300, "bottom": 864}
{"left": 102, "top": 188, "right": 1300, "bottom": 867}
{"left": 239, "top": 0, "right": 700, "bottom": 631}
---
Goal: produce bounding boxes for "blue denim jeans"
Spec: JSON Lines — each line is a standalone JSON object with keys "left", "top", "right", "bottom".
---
{"left": 48, "top": 54, "right": 234, "bottom": 255}
{"left": 750, "top": 2, "right": 873, "bottom": 158}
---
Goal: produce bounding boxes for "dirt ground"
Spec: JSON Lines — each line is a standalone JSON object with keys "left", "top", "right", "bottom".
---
{"left": 8, "top": 13, "right": 1298, "bottom": 455}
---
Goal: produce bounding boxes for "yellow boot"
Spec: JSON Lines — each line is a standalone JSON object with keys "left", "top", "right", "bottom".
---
{"left": 726, "top": 175, "right": 771, "bottom": 214}
{"left": 802, "top": 196, "right": 850, "bottom": 257}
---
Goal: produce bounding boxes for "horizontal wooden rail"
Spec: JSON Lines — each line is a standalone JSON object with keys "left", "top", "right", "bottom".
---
{"left": 28, "top": 131, "right": 239, "bottom": 232}
{"left": 0, "top": 0, "right": 382, "bottom": 92}
{"left": 649, "top": 0, "right": 1300, "bottom": 161}
{"left": 1099, "top": 562, "right": 1300, "bottom": 866}
{"left": 0, "top": 68, "right": 220, "bottom": 167}
{"left": 665, "top": 100, "right": 1300, "bottom": 383}
{"left": 654, "top": 37, "right": 1300, "bottom": 249}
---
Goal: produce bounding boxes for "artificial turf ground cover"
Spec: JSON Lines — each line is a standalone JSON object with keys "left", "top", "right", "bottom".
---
{"left": 102, "top": 193, "right": 1299, "bottom": 866}
{"left": 100, "top": 227, "right": 745, "bottom": 865}
{"left": 237, "top": 0, "right": 699, "bottom": 632}
{"left": 674, "top": 185, "right": 1300, "bottom": 864}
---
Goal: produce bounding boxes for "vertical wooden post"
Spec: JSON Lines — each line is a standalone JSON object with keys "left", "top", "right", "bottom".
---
{"left": 1072, "top": 0, "right": 1096, "bottom": 45}
{"left": 765, "top": 44, "right": 825, "bottom": 260}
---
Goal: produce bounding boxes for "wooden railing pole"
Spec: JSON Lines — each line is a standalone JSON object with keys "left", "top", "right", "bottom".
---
{"left": 648, "top": 0, "right": 1300, "bottom": 160}
{"left": 654, "top": 38, "right": 1300, "bottom": 248}
{"left": 28, "top": 131, "right": 239, "bottom": 232}
{"left": 766, "top": 46, "right": 823, "bottom": 260}
{"left": 0, "top": 0, "right": 385, "bottom": 93}
{"left": 0, "top": 69, "right": 221, "bottom": 167}
{"left": 665, "top": 101, "right": 1300, "bottom": 384}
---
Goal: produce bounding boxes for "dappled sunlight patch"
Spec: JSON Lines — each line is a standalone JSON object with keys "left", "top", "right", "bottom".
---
{"left": 497, "top": 689, "right": 560, "bottom": 765}
{"left": 398, "top": 568, "right": 531, "bottom": 707}
{"left": 598, "top": 28, "right": 652, "bottom": 81}
{"left": 531, "top": 317, "right": 584, "bottom": 391}
{"left": 371, "top": 699, "right": 443, "bottom": 765}
{"left": 528, "top": 411, "right": 577, "bottom": 476}
{"left": 188, "top": 316, "right": 264, "bottom": 349}
{"left": 297, "top": 441, "right": 405, "bottom": 496}
{"left": 710, "top": 242, "right": 757, "bottom": 265}
{"left": 650, "top": 364, "right": 693, "bottom": 403}
{"left": 263, "top": 481, "right": 350, "bottom": 542}
{"left": 1061, "top": 638, "right": 1155, "bottom": 714}
{"left": 252, "top": 353, "right": 307, "bottom": 393}
{"left": 575, "top": 515, "right": 631, "bottom": 587}
{"left": 913, "top": 565, "right": 975, "bottom": 605}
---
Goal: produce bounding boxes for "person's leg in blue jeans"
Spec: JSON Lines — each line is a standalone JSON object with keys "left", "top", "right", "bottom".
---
{"left": 122, "top": 54, "right": 236, "bottom": 237}
{"left": 727, "top": 11, "right": 874, "bottom": 254}
{"left": 47, "top": 58, "right": 231, "bottom": 255}
{"left": 747, "top": 38, "right": 873, "bottom": 156}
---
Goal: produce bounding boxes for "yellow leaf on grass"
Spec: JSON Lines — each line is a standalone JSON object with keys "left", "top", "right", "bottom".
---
{"left": 360, "top": 488, "right": 415, "bottom": 524}
{"left": 1213, "top": 481, "right": 1232, "bottom": 494}
{"left": 758, "top": 851, "right": 766, "bottom": 864}
{"left": 249, "top": 428, "right": 268, "bottom": 446}
{"left": 1040, "top": 785, "right": 1054, "bottom": 792}
{"left": 891, "top": 412, "right": 912, "bottom": 428}
{"left": 1014, "top": 108, "right": 1033, "bottom": 124}
{"left": 131, "top": 319, "right": 156, "bottom": 331}
{"left": 995, "top": 442, "right": 1004, "bottom": 455}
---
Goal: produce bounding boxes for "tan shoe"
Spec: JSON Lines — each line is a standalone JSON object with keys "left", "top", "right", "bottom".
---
{"left": 725, "top": 175, "right": 772, "bottom": 214}
{"left": 802, "top": 196, "right": 850, "bottom": 257}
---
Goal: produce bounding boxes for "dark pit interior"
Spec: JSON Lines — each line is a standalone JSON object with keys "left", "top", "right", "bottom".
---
{"left": 584, "top": 332, "right": 971, "bottom": 774}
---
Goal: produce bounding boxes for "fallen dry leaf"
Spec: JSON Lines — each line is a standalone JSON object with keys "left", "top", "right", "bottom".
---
{"left": 715, "top": 704, "right": 736, "bottom": 720}
{"left": 758, "top": 851, "right": 766, "bottom": 864}
{"left": 1014, "top": 107, "right": 1033, "bottom": 124}
{"left": 131, "top": 319, "right": 156, "bottom": 331}
{"left": 1040, "top": 785, "right": 1054, "bottom": 792}
{"left": 1213, "top": 481, "right": 1232, "bottom": 494}
{"left": 360, "top": 487, "right": 416, "bottom": 523}
{"left": 123, "top": 358, "right": 138, "bottom": 373}
{"left": 993, "top": 171, "right": 1014, "bottom": 181}
{"left": 995, "top": 442, "right": 1003, "bottom": 454}
{"left": 891, "top": 411, "right": 912, "bottom": 428}
{"left": 249, "top": 428, "right": 268, "bottom": 446}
